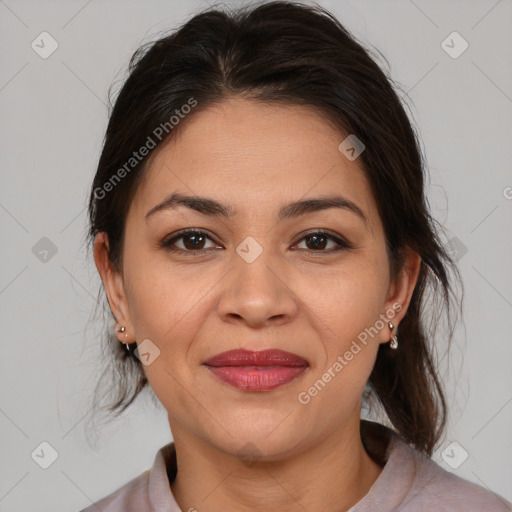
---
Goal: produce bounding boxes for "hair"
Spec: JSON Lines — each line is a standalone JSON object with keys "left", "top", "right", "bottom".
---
{"left": 85, "top": 0, "right": 462, "bottom": 457}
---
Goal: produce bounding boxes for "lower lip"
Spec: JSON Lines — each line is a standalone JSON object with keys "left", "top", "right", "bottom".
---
{"left": 205, "top": 365, "right": 308, "bottom": 391}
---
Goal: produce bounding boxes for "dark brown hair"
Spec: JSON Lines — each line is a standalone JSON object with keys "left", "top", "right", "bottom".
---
{"left": 85, "top": 0, "right": 462, "bottom": 456}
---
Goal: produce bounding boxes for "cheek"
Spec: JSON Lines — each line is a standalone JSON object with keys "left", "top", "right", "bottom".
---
{"left": 304, "top": 257, "right": 388, "bottom": 346}
{"left": 122, "top": 260, "right": 215, "bottom": 387}
{"left": 123, "top": 248, "right": 206, "bottom": 340}
{"left": 296, "top": 272, "right": 385, "bottom": 429}
{"left": 298, "top": 254, "right": 388, "bottom": 401}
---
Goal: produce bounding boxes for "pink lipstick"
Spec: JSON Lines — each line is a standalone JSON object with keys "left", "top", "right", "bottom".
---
{"left": 203, "top": 349, "right": 309, "bottom": 391}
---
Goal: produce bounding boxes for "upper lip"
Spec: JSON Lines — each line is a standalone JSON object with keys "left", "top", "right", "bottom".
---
{"left": 203, "top": 349, "right": 308, "bottom": 367}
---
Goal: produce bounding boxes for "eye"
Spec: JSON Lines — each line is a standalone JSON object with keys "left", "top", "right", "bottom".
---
{"left": 160, "top": 229, "right": 353, "bottom": 256}
{"left": 160, "top": 229, "right": 221, "bottom": 254}
{"left": 293, "top": 230, "right": 352, "bottom": 253}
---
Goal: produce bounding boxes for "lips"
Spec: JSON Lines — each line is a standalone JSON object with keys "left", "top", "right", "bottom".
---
{"left": 203, "top": 349, "right": 309, "bottom": 391}
{"left": 204, "top": 349, "right": 308, "bottom": 367}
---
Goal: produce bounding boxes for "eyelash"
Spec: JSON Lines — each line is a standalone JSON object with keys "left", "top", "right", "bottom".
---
{"left": 160, "top": 229, "right": 353, "bottom": 256}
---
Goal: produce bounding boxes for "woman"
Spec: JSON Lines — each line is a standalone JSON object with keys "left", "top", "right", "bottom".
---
{"left": 80, "top": 1, "right": 511, "bottom": 511}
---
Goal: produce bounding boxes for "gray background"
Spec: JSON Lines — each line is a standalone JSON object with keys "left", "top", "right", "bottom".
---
{"left": 0, "top": 0, "right": 511, "bottom": 511}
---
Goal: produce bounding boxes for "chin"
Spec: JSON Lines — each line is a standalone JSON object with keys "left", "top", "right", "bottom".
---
{"left": 204, "top": 419, "right": 307, "bottom": 463}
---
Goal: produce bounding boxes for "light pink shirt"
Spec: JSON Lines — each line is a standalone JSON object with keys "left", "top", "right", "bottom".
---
{"left": 78, "top": 420, "right": 512, "bottom": 511}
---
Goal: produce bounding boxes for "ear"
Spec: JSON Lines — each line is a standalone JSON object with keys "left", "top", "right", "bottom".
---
{"left": 379, "top": 246, "right": 421, "bottom": 343}
{"left": 93, "top": 232, "right": 135, "bottom": 342}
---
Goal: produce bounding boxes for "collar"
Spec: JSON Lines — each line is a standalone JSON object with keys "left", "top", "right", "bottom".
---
{"left": 147, "top": 419, "right": 411, "bottom": 512}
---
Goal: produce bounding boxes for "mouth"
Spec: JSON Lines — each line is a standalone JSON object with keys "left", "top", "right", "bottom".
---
{"left": 202, "top": 349, "right": 309, "bottom": 391}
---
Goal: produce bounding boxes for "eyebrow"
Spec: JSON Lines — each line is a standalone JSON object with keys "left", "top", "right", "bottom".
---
{"left": 145, "top": 192, "right": 368, "bottom": 227}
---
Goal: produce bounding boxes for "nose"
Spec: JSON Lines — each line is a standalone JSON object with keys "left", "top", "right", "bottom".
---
{"left": 216, "top": 249, "right": 299, "bottom": 328}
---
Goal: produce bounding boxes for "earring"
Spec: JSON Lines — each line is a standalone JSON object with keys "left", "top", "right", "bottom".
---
{"left": 117, "top": 325, "right": 128, "bottom": 339}
{"left": 388, "top": 321, "right": 398, "bottom": 350}
{"left": 116, "top": 324, "right": 138, "bottom": 355}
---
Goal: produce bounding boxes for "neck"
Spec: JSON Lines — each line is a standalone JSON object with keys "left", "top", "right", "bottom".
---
{"left": 169, "top": 414, "right": 384, "bottom": 512}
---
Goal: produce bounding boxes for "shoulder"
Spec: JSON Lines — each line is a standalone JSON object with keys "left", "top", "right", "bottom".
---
{"left": 75, "top": 441, "right": 178, "bottom": 512}
{"left": 400, "top": 440, "right": 511, "bottom": 511}
{"left": 355, "top": 420, "right": 511, "bottom": 512}
{"left": 77, "top": 470, "right": 151, "bottom": 512}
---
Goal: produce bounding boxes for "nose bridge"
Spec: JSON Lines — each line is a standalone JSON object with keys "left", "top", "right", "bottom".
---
{"left": 216, "top": 235, "right": 298, "bottom": 325}
{"left": 235, "top": 237, "right": 279, "bottom": 291}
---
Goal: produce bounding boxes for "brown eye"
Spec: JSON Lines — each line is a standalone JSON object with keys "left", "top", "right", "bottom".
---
{"left": 294, "top": 231, "right": 352, "bottom": 253}
{"left": 161, "top": 229, "right": 352, "bottom": 256}
{"left": 161, "top": 229, "right": 220, "bottom": 253}
{"left": 181, "top": 232, "right": 207, "bottom": 250}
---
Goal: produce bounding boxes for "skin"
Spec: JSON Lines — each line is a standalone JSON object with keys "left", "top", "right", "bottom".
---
{"left": 94, "top": 97, "right": 421, "bottom": 512}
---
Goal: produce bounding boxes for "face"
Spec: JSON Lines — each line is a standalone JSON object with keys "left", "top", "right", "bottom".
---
{"left": 95, "top": 97, "right": 418, "bottom": 460}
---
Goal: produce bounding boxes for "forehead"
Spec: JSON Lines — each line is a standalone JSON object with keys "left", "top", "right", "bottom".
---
{"left": 130, "top": 97, "right": 379, "bottom": 229}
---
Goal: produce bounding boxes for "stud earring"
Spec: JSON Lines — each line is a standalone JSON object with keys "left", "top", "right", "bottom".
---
{"left": 116, "top": 324, "right": 138, "bottom": 355}
{"left": 117, "top": 325, "right": 128, "bottom": 338}
{"left": 388, "top": 321, "right": 398, "bottom": 350}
